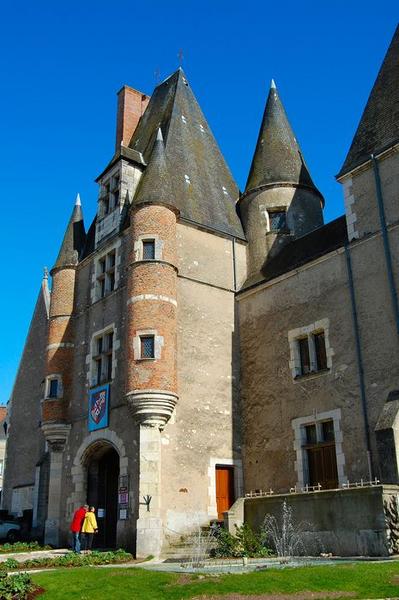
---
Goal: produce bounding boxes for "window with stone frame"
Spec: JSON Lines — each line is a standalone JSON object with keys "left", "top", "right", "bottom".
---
{"left": 296, "top": 331, "right": 328, "bottom": 376}
{"left": 288, "top": 320, "right": 332, "bottom": 380}
{"left": 303, "top": 419, "right": 338, "bottom": 489}
{"left": 45, "top": 375, "right": 61, "bottom": 399}
{"left": 140, "top": 335, "right": 155, "bottom": 359}
{"left": 99, "top": 172, "right": 120, "bottom": 218}
{"left": 92, "top": 330, "right": 114, "bottom": 386}
{"left": 142, "top": 239, "right": 156, "bottom": 260}
{"left": 96, "top": 249, "right": 117, "bottom": 300}
{"left": 268, "top": 209, "right": 288, "bottom": 232}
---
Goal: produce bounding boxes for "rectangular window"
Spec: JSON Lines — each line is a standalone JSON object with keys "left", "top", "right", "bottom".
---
{"left": 143, "top": 240, "right": 156, "bottom": 260}
{"left": 140, "top": 335, "right": 155, "bottom": 359}
{"left": 298, "top": 337, "right": 310, "bottom": 375}
{"left": 48, "top": 379, "right": 58, "bottom": 399}
{"left": 93, "top": 331, "right": 114, "bottom": 385}
{"left": 322, "top": 420, "right": 335, "bottom": 443}
{"left": 96, "top": 249, "right": 117, "bottom": 300}
{"left": 269, "top": 210, "right": 287, "bottom": 232}
{"left": 305, "top": 424, "right": 317, "bottom": 445}
{"left": 314, "top": 332, "right": 327, "bottom": 371}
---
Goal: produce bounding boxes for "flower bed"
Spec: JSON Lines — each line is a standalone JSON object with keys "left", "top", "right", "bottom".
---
{"left": 0, "top": 542, "right": 51, "bottom": 554}
{"left": 1, "top": 549, "right": 134, "bottom": 572}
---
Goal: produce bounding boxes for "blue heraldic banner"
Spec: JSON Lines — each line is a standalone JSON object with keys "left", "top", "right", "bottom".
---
{"left": 88, "top": 384, "right": 110, "bottom": 431}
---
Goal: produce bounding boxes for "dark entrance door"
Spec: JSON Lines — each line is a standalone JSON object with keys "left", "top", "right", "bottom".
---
{"left": 87, "top": 446, "right": 119, "bottom": 548}
{"left": 215, "top": 466, "right": 235, "bottom": 520}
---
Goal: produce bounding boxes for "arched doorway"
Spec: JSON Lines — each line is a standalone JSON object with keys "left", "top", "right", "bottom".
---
{"left": 85, "top": 444, "right": 119, "bottom": 549}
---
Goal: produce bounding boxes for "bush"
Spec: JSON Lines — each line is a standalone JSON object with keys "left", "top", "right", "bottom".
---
{"left": 0, "top": 542, "right": 50, "bottom": 554}
{"left": 211, "top": 524, "right": 272, "bottom": 558}
{"left": 0, "top": 571, "right": 34, "bottom": 599}
{"left": 0, "top": 549, "right": 134, "bottom": 572}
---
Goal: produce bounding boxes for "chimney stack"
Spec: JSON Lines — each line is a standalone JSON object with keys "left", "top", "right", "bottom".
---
{"left": 115, "top": 86, "right": 150, "bottom": 150}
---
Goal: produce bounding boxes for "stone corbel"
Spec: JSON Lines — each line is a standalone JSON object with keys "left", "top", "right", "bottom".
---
{"left": 42, "top": 422, "right": 71, "bottom": 453}
{"left": 126, "top": 390, "right": 177, "bottom": 429}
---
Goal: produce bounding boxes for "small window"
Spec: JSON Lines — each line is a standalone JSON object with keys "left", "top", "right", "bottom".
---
{"left": 314, "top": 332, "right": 327, "bottom": 371}
{"left": 298, "top": 338, "right": 310, "bottom": 375}
{"left": 140, "top": 335, "right": 155, "bottom": 359}
{"left": 48, "top": 379, "right": 59, "bottom": 399}
{"left": 143, "top": 240, "right": 155, "bottom": 260}
{"left": 269, "top": 210, "right": 287, "bottom": 232}
{"left": 0, "top": 460, "right": 3, "bottom": 476}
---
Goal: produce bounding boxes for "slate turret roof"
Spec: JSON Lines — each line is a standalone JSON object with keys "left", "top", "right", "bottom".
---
{"left": 337, "top": 24, "right": 399, "bottom": 179}
{"left": 245, "top": 80, "right": 322, "bottom": 198}
{"left": 129, "top": 68, "right": 244, "bottom": 239}
{"left": 53, "top": 194, "right": 86, "bottom": 270}
{"left": 133, "top": 128, "right": 176, "bottom": 211}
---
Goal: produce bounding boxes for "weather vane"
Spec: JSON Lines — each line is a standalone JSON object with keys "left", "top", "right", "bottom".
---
{"left": 154, "top": 67, "right": 160, "bottom": 83}
{"left": 178, "top": 48, "right": 184, "bottom": 66}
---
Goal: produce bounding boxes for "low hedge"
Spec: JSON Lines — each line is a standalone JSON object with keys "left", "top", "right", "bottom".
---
{"left": 1, "top": 549, "right": 133, "bottom": 572}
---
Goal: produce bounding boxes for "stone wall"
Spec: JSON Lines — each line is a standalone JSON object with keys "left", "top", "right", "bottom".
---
{"left": 226, "top": 485, "right": 399, "bottom": 556}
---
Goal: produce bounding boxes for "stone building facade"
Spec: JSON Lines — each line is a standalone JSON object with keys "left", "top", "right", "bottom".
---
{"left": 3, "top": 24, "right": 399, "bottom": 556}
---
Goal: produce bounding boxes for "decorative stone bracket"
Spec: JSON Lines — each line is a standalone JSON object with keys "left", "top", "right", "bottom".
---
{"left": 42, "top": 422, "right": 71, "bottom": 452}
{"left": 126, "top": 390, "right": 177, "bottom": 429}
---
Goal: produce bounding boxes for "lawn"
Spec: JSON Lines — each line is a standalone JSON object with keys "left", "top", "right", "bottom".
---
{"left": 31, "top": 561, "right": 399, "bottom": 599}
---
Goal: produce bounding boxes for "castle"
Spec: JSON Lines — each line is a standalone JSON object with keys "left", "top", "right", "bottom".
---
{"left": 3, "top": 24, "right": 399, "bottom": 557}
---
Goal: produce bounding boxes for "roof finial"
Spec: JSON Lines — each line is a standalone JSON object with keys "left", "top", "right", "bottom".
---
{"left": 43, "top": 266, "right": 49, "bottom": 280}
{"left": 156, "top": 127, "right": 163, "bottom": 142}
{"left": 271, "top": 79, "right": 277, "bottom": 90}
{"left": 75, "top": 193, "right": 81, "bottom": 206}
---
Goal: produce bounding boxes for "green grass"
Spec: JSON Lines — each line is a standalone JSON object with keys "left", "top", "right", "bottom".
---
{"left": 31, "top": 561, "right": 399, "bottom": 599}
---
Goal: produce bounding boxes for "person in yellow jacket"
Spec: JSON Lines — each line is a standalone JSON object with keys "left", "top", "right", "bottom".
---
{"left": 81, "top": 506, "right": 98, "bottom": 552}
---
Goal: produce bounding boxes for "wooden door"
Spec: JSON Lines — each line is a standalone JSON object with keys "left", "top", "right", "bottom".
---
{"left": 215, "top": 466, "right": 235, "bottom": 520}
{"left": 307, "top": 444, "right": 338, "bottom": 489}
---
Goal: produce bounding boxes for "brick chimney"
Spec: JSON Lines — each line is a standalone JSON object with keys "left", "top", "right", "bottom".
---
{"left": 115, "top": 86, "right": 150, "bottom": 150}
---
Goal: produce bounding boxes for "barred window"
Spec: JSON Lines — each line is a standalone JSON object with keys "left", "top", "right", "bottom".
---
{"left": 140, "top": 335, "right": 155, "bottom": 359}
{"left": 269, "top": 210, "right": 287, "bottom": 232}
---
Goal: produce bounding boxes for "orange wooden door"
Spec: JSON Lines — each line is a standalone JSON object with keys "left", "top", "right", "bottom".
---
{"left": 215, "top": 466, "right": 235, "bottom": 520}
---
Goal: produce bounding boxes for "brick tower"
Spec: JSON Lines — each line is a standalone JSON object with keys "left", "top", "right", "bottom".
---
{"left": 125, "top": 129, "right": 179, "bottom": 556}
{"left": 239, "top": 80, "right": 324, "bottom": 278}
{"left": 41, "top": 194, "right": 85, "bottom": 545}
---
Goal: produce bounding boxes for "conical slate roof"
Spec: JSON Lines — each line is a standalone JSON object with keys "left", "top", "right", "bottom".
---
{"left": 245, "top": 81, "right": 320, "bottom": 194}
{"left": 53, "top": 195, "right": 86, "bottom": 270}
{"left": 337, "top": 24, "right": 399, "bottom": 178}
{"left": 133, "top": 129, "right": 175, "bottom": 210}
{"left": 129, "top": 68, "right": 244, "bottom": 239}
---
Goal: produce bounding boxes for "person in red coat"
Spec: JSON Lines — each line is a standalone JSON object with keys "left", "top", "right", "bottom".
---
{"left": 70, "top": 504, "right": 88, "bottom": 553}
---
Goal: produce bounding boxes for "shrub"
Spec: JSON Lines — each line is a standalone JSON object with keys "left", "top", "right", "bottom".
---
{"left": 0, "top": 549, "right": 134, "bottom": 572}
{"left": 0, "top": 541, "right": 50, "bottom": 554}
{"left": 211, "top": 524, "right": 272, "bottom": 558}
{"left": 0, "top": 571, "right": 34, "bottom": 599}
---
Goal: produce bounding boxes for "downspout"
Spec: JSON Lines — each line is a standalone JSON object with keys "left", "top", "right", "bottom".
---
{"left": 371, "top": 154, "right": 399, "bottom": 336}
{"left": 344, "top": 244, "right": 373, "bottom": 480}
{"left": 232, "top": 238, "right": 237, "bottom": 292}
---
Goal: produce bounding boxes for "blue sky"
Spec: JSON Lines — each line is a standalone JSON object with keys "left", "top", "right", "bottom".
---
{"left": 0, "top": 1, "right": 397, "bottom": 405}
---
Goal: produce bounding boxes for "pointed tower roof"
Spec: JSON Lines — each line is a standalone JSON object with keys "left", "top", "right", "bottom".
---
{"left": 53, "top": 194, "right": 86, "bottom": 270}
{"left": 245, "top": 81, "right": 321, "bottom": 196}
{"left": 337, "top": 24, "right": 399, "bottom": 179}
{"left": 129, "top": 68, "right": 244, "bottom": 239}
{"left": 133, "top": 128, "right": 176, "bottom": 210}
